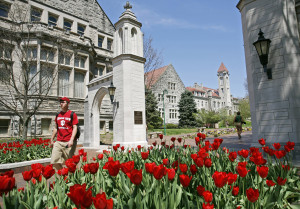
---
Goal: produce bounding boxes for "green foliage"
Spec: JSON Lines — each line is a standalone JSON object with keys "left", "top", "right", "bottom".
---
{"left": 178, "top": 91, "right": 197, "bottom": 128}
{"left": 145, "top": 89, "right": 163, "bottom": 129}
{"left": 196, "top": 109, "right": 222, "bottom": 128}
{"left": 166, "top": 124, "right": 178, "bottom": 129}
{"left": 152, "top": 128, "right": 197, "bottom": 136}
{"left": 238, "top": 97, "right": 251, "bottom": 119}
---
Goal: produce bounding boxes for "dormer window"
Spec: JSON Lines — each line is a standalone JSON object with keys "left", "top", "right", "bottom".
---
{"left": 78, "top": 24, "right": 85, "bottom": 36}
{"left": 48, "top": 14, "right": 58, "bottom": 27}
{"left": 0, "top": 2, "right": 10, "bottom": 18}
{"left": 64, "top": 19, "right": 72, "bottom": 32}
{"left": 31, "top": 7, "right": 42, "bottom": 22}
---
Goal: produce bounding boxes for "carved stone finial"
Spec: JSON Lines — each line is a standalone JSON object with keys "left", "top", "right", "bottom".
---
{"left": 124, "top": 1, "right": 132, "bottom": 10}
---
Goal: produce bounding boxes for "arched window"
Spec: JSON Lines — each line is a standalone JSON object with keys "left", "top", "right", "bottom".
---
{"left": 131, "top": 27, "right": 137, "bottom": 55}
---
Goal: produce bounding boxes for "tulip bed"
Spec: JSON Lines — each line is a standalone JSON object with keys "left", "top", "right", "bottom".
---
{"left": 1, "top": 134, "right": 299, "bottom": 209}
{"left": 0, "top": 138, "right": 52, "bottom": 164}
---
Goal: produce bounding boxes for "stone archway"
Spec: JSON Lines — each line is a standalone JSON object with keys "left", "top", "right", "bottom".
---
{"left": 83, "top": 77, "right": 112, "bottom": 148}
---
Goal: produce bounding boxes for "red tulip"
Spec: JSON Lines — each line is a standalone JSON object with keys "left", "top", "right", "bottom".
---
{"left": 42, "top": 165, "right": 55, "bottom": 179}
{"left": 18, "top": 187, "right": 24, "bottom": 192}
{"left": 211, "top": 142, "right": 220, "bottom": 150}
{"left": 121, "top": 161, "right": 134, "bottom": 174}
{"left": 277, "top": 177, "right": 287, "bottom": 186}
{"left": 272, "top": 143, "right": 281, "bottom": 150}
{"left": 274, "top": 150, "right": 286, "bottom": 159}
{"left": 286, "top": 141, "right": 295, "bottom": 150}
{"left": 228, "top": 152, "right": 237, "bottom": 162}
{"left": 89, "top": 163, "right": 100, "bottom": 174}
{"left": 227, "top": 172, "right": 237, "bottom": 185}
{"left": 203, "top": 190, "right": 213, "bottom": 202}
{"left": 246, "top": 188, "right": 259, "bottom": 202}
{"left": 197, "top": 185, "right": 205, "bottom": 196}
{"left": 127, "top": 169, "right": 142, "bottom": 185}
{"left": 190, "top": 164, "right": 197, "bottom": 175}
{"left": 145, "top": 162, "right": 156, "bottom": 174}
{"left": 82, "top": 164, "right": 91, "bottom": 173}
{"left": 78, "top": 149, "right": 85, "bottom": 156}
{"left": 179, "top": 164, "right": 188, "bottom": 173}
{"left": 153, "top": 165, "right": 167, "bottom": 180}
{"left": 113, "top": 145, "right": 118, "bottom": 151}
{"left": 202, "top": 202, "right": 214, "bottom": 209}
{"left": 194, "top": 157, "right": 204, "bottom": 167}
{"left": 238, "top": 149, "right": 249, "bottom": 158}
{"left": 237, "top": 166, "right": 248, "bottom": 178}
{"left": 93, "top": 192, "right": 113, "bottom": 209}
{"left": 179, "top": 174, "right": 192, "bottom": 187}
{"left": 72, "top": 155, "right": 80, "bottom": 164}
{"left": 258, "top": 138, "right": 266, "bottom": 146}
{"left": 212, "top": 171, "right": 228, "bottom": 188}
{"left": 152, "top": 142, "right": 157, "bottom": 146}
{"left": 171, "top": 137, "right": 176, "bottom": 142}
{"left": 0, "top": 175, "right": 15, "bottom": 194}
{"left": 22, "top": 170, "right": 32, "bottom": 181}
{"left": 159, "top": 134, "right": 163, "bottom": 139}
{"left": 67, "top": 184, "right": 93, "bottom": 208}
{"left": 1, "top": 170, "right": 14, "bottom": 177}
{"left": 195, "top": 137, "right": 200, "bottom": 145}
{"left": 32, "top": 168, "right": 42, "bottom": 180}
{"left": 97, "top": 154, "right": 104, "bottom": 160}
{"left": 31, "top": 163, "right": 43, "bottom": 170}
{"left": 162, "top": 158, "right": 169, "bottom": 165}
{"left": 177, "top": 138, "right": 182, "bottom": 143}
{"left": 266, "top": 179, "right": 276, "bottom": 187}
{"left": 204, "top": 158, "right": 212, "bottom": 168}
{"left": 141, "top": 152, "right": 149, "bottom": 160}
{"left": 232, "top": 186, "right": 239, "bottom": 196}
{"left": 167, "top": 168, "right": 176, "bottom": 181}
{"left": 256, "top": 166, "right": 269, "bottom": 178}
{"left": 107, "top": 160, "right": 120, "bottom": 176}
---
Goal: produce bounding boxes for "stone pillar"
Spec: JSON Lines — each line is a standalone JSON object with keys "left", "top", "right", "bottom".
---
{"left": 112, "top": 2, "right": 147, "bottom": 148}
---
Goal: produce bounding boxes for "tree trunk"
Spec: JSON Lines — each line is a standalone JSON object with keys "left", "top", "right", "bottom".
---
{"left": 21, "top": 116, "right": 30, "bottom": 140}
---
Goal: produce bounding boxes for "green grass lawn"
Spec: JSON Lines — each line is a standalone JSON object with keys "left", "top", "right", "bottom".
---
{"left": 150, "top": 128, "right": 198, "bottom": 136}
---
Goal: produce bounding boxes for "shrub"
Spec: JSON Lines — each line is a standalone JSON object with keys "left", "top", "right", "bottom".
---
{"left": 166, "top": 123, "right": 178, "bottom": 129}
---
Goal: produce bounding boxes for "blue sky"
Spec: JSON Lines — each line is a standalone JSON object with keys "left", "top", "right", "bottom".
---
{"left": 98, "top": 0, "right": 247, "bottom": 98}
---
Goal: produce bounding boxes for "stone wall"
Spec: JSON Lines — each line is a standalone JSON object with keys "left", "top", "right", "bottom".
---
{"left": 237, "top": 0, "right": 300, "bottom": 145}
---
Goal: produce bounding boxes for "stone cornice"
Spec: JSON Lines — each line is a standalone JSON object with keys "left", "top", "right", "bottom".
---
{"left": 112, "top": 54, "right": 146, "bottom": 64}
{"left": 114, "top": 18, "right": 142, "bottom": 28}
{"left": 236, "top": 0, "right": 256, "bottom": 12}
{"left": 87, "top": 72, "right": 113, "bottom": 87}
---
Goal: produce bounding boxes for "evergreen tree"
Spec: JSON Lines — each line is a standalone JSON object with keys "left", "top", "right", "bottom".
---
{"left": 178, "top": 91, "right": 197, "bottom": 127}
{"left": 145, "top": 89, "right": 163, "bottom": 129}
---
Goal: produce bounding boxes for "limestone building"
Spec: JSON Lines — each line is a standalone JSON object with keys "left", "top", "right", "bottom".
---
{"left": 186, "top": 63, "right": 239, "bottom": 115}
{"left": 0, "top": 0, "right": 114, "bottom": 138}
{"left": 145, "top": 63, "right": 239, "bottom": 125}
{"left": 237, "top": 0, "right": 300, "bottom": 151}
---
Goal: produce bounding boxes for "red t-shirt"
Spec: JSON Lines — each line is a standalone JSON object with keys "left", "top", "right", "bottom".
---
{"left": 55, "top": 110, "right": 78, "bottom": 142}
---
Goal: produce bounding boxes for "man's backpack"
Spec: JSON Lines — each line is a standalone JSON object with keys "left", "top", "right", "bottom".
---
{"left": 56, "top": 111, "right": 81, "bottom": 140}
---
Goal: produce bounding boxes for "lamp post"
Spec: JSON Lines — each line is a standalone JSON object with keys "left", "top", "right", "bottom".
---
{"left": 162, "top": 89, "right": 168, "bottom": 135}
{"left": 253, "top": 29, "right": 272, "bottom": 79}
{"left": 108, "top": 81, "right": 119, "bottom": 108}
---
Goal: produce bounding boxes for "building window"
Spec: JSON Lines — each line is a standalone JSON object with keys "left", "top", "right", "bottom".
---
{"left": 64, "top": 19, "right": 72, "bottom": 32}
{"left": 74, "top": 71, "right": 85, "bottom": 98}
{"left": 78, "top": 24, "right": 85, "bottom": 36}
{"left": 201, "top": 101, "right": 204, "bottom": 107}
{"left": 27, "top": 47, "right": 37, "bottom": 59}
{"left": 158, "top": 94, "right": 163, "bottom": 102}
{"left": 167, "top": 96, "right": 176, "bottom": 103}
{"left": 41, "top": 48, "right": 55, "bottom": 62}
{"left": 40, "top": 65, "right": 54, "bottom": 95}
{"left": 29, "top": 64, "right": 38, "bottom": 94}
{"left": 158, "top": 108, "right": 163, "bottom": 118}
{"left": 169, "top": 109, "right": 177, "bottom": 119}
{"left": 0, "top": 48, "right": 11, "bottom": 59}
{"left": 168, "top": 82, "right": 176, "bottom": 90}
{"left": 59, "top": 52, "right": 72, "bottom": 66}
{"left": 0, "top": 2, "right": 9, "bottom": 18}
{"left": 58, "top": 70, "right": 70, "bottom": 96}
{"left": 0, "top": 119, "right": 10, "bottom": 135}
{"left": 31, "top": 7, "right": 42, "bottom": 22}
{"left": 75, "top": 56, "right": 86, "bottom": 68}
{"left": 107, "top": 39, "right": 112, "bottom": 50}
{"left": 48, "top": 14, "right": 58, "bottom": 27}
{"left": 98, "top": 36, "right": 103, "bottom": 48}
{"left": 41, "top": 119, "right": 51, "bottom": 135}
{"left": 95, "top": 66, "right": 104, "bottom": 77}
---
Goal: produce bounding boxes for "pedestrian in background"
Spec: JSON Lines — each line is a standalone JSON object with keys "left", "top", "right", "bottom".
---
{"left": 233, "top": 111, "right": 245, "bottom": 139}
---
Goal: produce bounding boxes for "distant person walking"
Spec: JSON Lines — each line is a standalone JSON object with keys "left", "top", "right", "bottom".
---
{"left": 233, "top": 111, "right": 245, "bottom": 139}
{"left": 50, "top": 97, "right": 78, "bottom": 170}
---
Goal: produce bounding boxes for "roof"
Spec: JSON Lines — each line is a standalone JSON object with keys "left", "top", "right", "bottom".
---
{"left": 217, "top": 62, "right": 229, "bottom": 73}
{"left": 186, "top": 87, "right": 206, "bottom": 93}
{"left": 145, "top": 65, "right": 169, "bottom": 89}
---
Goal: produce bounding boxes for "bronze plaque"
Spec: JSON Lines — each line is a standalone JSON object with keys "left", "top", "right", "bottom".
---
{"left": 134, "top": 111, "right": 143, "bottom": 124}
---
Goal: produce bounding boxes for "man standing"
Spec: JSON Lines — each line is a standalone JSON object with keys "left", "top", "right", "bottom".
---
{"left": 50, "top": 97, "right": 78, "bottom": 170}
{"left": 233, "top": 111, "right": 245, "bottom": 139}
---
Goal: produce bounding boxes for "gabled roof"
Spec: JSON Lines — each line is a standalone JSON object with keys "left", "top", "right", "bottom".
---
{"left": 145, "top": 65, "right": 169, "bottom": 89}
{"left": 186, "top": 87, "right": 206, "bottom": 93}
{"left": 217, "top": 62, "right": 229, "bottom": 73}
